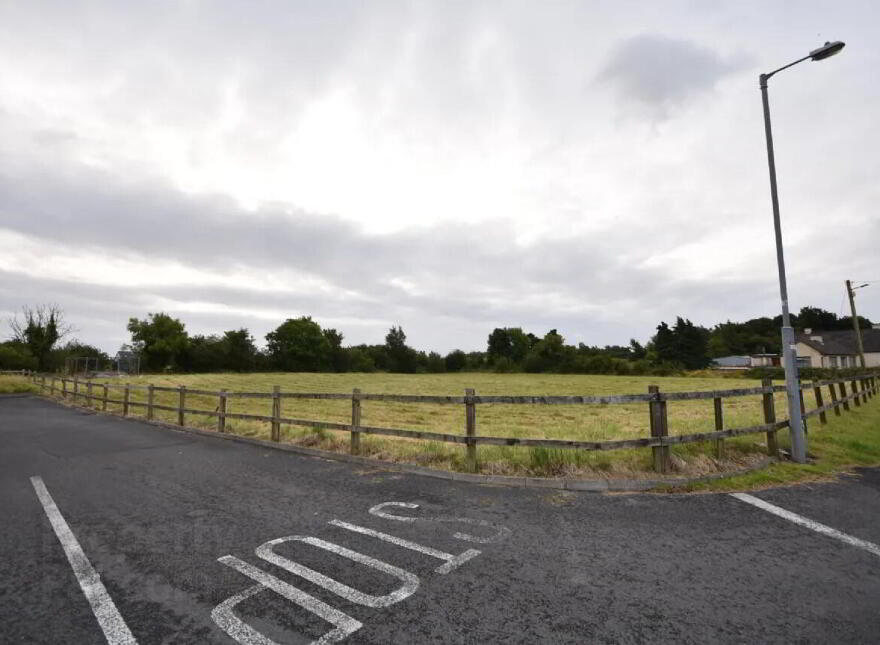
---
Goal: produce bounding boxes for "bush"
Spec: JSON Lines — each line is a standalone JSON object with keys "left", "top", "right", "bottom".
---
{"left": 0, "top": 343, "right": 37, "bottom": 371}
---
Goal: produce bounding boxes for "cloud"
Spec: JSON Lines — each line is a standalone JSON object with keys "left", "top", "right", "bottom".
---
{"left": 598, "top": 34, "right": 751, "bottom": 119}
{"left": 0, "top": 149, "right": 787, "bottom": 354}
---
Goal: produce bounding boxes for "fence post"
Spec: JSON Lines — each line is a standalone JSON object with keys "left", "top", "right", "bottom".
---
{"left": 860, "top": 377, "right": 869, "bottom": 404}
{"left": 147, "top": 384, "right": 155, "bottom": 420}
{"left": 351, "top": 388, "right": 362, "bottom": 455}
{"left": 828, "top": 382, "right": 840, "bottom": 415}
{"left": 839, "top": 381, "right": 850, "bottom": 411}
{"left": 50, "top": 376, "right": 56, "bottom": 397}
{"left": 648, "top": 385, "right": 669, "bottom": 473}
{"left": 761, "top": 378, "right": 779, "bottom": 458}
{"left": 178, "top": 385, "right": 186, "bottom": 426}
{"left": 850, "top": 380, "right": 861, "bottom": 408}
{"left": 123, "top": 384, "right": 130, "bottom": 417}
{"left": 813, "top": 382, "right": 827, "bottom": 425}
{"left": 465, "top": 388, "right": 477, "bottom": 473}
{"left": 271, "top": 385, "right": 281, "bottom": 442}
{"left": 217, "top": 389, "right": 227, "bottom": 433}
{"left": 62, "top": 378, "right": 68, "bottom": 399}
{"left": 102, "top": 384, "right": 108, "bottom": 411}
{"left": 87, "top": 381, "right": 94, "bottom": 409}
{"left": 41, "top": 375, "right": 46, "bottom": 392}
{"left": 713, "top": 396, "right": 725, "bottom": 459}
{"left": 73, "top": 376, "right": 80, "bottom": 404}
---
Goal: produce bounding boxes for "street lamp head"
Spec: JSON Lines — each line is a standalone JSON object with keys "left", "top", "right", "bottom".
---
{"left": 810, "top": 41, "right": 845, "bottom": 61}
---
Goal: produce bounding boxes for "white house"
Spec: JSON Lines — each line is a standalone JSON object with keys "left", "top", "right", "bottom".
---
{"left": 795, "top": 327, "right": 880, "bottom": 368}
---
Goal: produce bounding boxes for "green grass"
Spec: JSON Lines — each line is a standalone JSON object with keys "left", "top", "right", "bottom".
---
{"left": 0, "top": 375, "right": 37, "bottom": 394}
{"left": 30, "top": 371, "right": 880, "bottom": 484}
{"left": 664, "top": 398, "right": 880, "bottom": 492}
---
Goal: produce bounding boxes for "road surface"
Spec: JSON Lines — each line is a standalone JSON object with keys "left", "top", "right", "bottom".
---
{"left": 2, "top": 395, "right": 879, "bottom": 644}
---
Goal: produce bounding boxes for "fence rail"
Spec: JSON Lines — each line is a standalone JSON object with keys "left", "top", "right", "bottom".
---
{"left": 18, "top": 371, "right": 880, "bottom": 473}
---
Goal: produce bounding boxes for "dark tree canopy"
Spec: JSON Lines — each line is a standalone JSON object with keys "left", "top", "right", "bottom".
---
{"left": 266, "top": 317, "right": 331, "bottom": 372}
{"left": 384, "top": 326, "right": 417, "bottom": 373}
{"left": 127, "top": 312, "right": 189, "bottom": 372}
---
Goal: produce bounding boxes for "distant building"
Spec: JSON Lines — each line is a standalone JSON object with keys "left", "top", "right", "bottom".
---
{"left": 795, "top": 327, "right": 880, "bottom": 368}
{"left": 712, "top": 355, "right": 751, "bottom": 369}
{"left": 711, "top": 354, "right": 781, "bottom": 370}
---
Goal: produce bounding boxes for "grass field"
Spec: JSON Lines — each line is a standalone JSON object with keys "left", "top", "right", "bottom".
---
{"left": 13, "top": 371, "right": 880, "bottom": 483}
{"left": 0, "top": 375, "right": 37, "bottom": 394}
{"left": 57, "top": 371, "right": 816, "bottom": 479}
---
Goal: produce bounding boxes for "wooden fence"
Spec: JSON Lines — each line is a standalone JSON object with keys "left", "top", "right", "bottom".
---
{"left": 24, "top": 371, "right": 880, "bottom": 473}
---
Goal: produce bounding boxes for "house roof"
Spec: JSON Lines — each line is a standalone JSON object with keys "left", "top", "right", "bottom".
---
{"left": 796, "top": 328, "right": 880, "bottom": 355}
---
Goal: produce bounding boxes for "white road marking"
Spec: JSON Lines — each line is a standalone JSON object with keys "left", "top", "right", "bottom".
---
{"left": 30, "top": 476, "right": 138, "bottom": 645}
{"left": 731, "top": 492, "right": 880, "bottom": 559}
{"left": 369, "top": 501, "right": 512, "bottom": 544}
{"left": 211, "top": 584, "right": 277, "bottom": 645}
{"left": 255, "top": 536, "right": 419, "bottom": 608}
{"left": 329, "top": 519, "right": 481, "bottom": 574}
{"left": 218, "top": 556, "right": 362, "bottom": 645}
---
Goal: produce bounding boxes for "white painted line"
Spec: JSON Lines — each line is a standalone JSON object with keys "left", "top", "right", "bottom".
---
{"left": 30, "top": 476, "right": 138, "bottom": 645}
{"left": 369, "top": 501, "right": 512, "bottom": 544}
{"left": 211, "top": 584, "right": 277, "bottom": 645}
{"left": 730, "top": 492, "right": 880, "bottom": 559}
{"left": 329, "top": 519, "right": 481, "bottom": 574}
{"left": 218, "top": 556, "right": 362, "bottom": 644}
{"left": 255, "top": 536, "right": 419, "bottom": 608}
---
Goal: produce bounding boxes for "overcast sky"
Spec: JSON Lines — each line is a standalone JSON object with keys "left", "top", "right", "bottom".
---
{"left": 1, "top": 1, "right": 877, "bottom": 354}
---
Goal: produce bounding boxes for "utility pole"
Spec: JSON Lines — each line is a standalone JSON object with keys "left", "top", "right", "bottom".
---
{"left": 846, "top": 279, "right": 867, "bottom": 368}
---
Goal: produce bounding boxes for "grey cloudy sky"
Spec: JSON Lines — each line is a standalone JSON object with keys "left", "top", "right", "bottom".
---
{"left": 1, "top": 1, "right": 877, "bottom": 354}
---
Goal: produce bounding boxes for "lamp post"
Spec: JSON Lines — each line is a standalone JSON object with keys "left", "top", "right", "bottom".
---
{"left": 846, "top": 279, "right": 870, "bottom": 368}
{"left": 759, "top": 41, "right": 845, "bottom": 464}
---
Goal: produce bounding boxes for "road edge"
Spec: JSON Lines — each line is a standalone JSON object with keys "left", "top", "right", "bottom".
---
{"left": 22, "top": 394, "right": 774, "bottom": 492}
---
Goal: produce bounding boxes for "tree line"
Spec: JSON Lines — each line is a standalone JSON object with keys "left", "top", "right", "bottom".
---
{"left": 1, "top": 305, "right": 873, "bottom": 375}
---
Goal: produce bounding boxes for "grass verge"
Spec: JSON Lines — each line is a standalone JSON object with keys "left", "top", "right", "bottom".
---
{"left": 661, "top": 400, "right": 880, "bottom": 492}
{"left": 0, "top": 375, "right": 37, "bottom": 394}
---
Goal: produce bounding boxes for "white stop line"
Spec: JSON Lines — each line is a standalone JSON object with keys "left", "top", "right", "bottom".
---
{"left": 731, "top": 492, "right": 880, "bottom": 559}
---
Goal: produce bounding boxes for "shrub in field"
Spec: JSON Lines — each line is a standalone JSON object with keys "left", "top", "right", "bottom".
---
{"left": 0, "top": 342, "right": 37, "bottom": 370}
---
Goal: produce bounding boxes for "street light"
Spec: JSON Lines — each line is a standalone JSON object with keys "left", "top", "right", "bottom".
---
{"left": 759, "top": 41, "right": 845, "bottom": 464}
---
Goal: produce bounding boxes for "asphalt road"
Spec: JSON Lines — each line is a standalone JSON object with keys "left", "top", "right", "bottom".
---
{"left": 2, "top": 395, "right": 879, "bottom": 644}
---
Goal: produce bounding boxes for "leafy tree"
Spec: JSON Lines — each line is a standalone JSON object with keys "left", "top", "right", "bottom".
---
{"left": 127, "top": 313, "right": 189, "bottom": 372}
{"left": 0, "top": 341, "right": 37, "bottom": 370}
{"left": 10, "top": 305, "right": 72, "bottom": 371}
{"left": 464, "top": 351, "right": 487, "bottom": 371}
{"left": 347, "top": 347, "right": 376, "bottom": 372}
{"left": 652, "top": 322, "right": 677, "bottom": 364}
{"left": 524, "top": 329, "right": 570, "bottom": 373}
{"left": 796, "top": 306, "right": 838, "bottom": 331}
{"left": 671, "top": 317, "right": 710, "bottom": 369}
{"left": 323, "top": 328, "right": 350, "bottom": 373}
{"left": 486, "top": 327, "right": 531, "bottom": 365}
{"left": 222, "top": 329, "right": 258, "bottom": 372}
{"left": 444, "top": 350, "right": 467, "bottom": 372}
{"left": 413, "top": 351, "right": 446, "bottom": 373}
{"left": 629, "top": 339, "right": 647, "bottom": 360}
{"left": 650, "top": 318, "right": 709, "bottom": 369}
{"left": 384, "top": 326, "right": 417, "bottom": 373}
{"left": 266, "top": 317, "right": 331, "bottom": 371}
{"left": 183, "top": 335, "right": 226, "bottom": 372}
